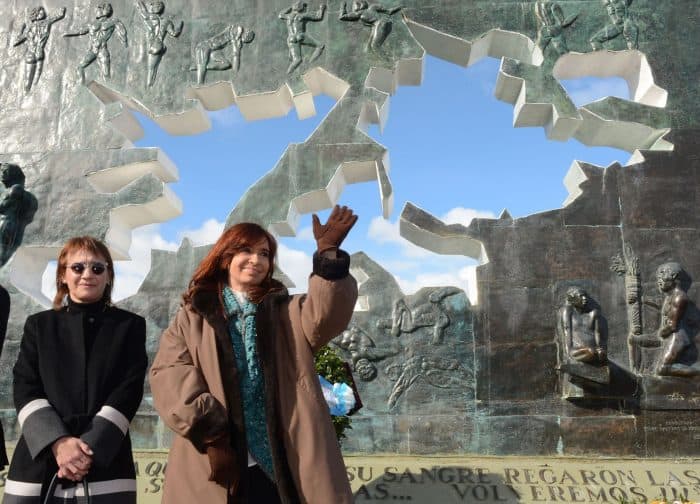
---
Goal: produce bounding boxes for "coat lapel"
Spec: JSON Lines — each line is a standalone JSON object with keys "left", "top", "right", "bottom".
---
{"left": 191, "top": 290, "right": 245, "bottom": 430}
{"left": 255, "top": 291, "right": 300, "bottom": 503}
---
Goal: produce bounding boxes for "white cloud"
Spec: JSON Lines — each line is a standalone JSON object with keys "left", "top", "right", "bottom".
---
{"left": 177, "top": 218, "right": 224, "bottom": 246}
{"left": 40, "top": 206, "right": 485, "bottom": 307}
{"left": 277, "top": 243, "right": 313, "bottom": 294}
{"left": 116, "top": 220, "right": 307, "bottom": 300}
{"left": 365, "top": 206, "right": 491, "bottom": 305}
{"left": 367, "top": 207, "right": 495, "bottom": 259}
{"left": 42, "top": 219, "right": 311, "bottom": 302}
{"left": 442, "top": 207, "right": 496, "bottom": 226}
{"left": 367, "top": 216, "right": 398, "bottom": 243}
{"left": 296, "top": 225, "right": 315, "bottom": 241}
{"left": 113, "top": 218, "right": 224, "bottom": 300}
{"left": 394, "top": 264, "right": 479, "bottom": 305}
{"left": 367, "top": 216, "right": 432, "bottom": 258}
{"left": 113, "top": 225, "right": 179, "bottom": 301}
{"left": 396, "top": 260, "right": 478, "bottom": 297}
{"left": 39, "top": 225, "right": 179, "bottom": 303}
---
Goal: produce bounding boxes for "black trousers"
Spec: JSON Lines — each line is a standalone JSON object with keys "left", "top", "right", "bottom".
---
{"left": 248, "top": 465, "right": 282, "bottom": 503}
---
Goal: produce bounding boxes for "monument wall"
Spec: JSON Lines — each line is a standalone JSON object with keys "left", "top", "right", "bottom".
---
{"left": 0, "top": 0, "right": 698, "bottom": 468}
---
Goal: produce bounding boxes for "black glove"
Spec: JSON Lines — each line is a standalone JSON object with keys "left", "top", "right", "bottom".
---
{"left": 206, "top": 436, "right": 239, "bottom": 494}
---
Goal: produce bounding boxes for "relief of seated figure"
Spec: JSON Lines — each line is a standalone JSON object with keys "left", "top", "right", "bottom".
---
{"left": 560, "top": 287, "right": 607, "bottom": 366}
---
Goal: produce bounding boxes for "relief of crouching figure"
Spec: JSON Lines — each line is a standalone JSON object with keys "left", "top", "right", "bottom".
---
{"left": 559, "top": 287, "right": 607, "bottom": 366}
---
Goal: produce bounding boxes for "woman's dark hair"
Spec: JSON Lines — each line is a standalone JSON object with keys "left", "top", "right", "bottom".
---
{"left": 183, "top": 223, "right": 280, "bottom": 307}
{"left": 53, "top": 236, "right": 115, "bottom": 309}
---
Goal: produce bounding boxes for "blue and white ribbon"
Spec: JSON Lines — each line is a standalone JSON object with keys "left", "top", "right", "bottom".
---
{"left": 318, "top": 375, "right": 356, "bottom": 416}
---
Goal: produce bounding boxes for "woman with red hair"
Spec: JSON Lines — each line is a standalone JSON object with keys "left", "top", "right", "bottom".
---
{"left": 150, "top": 206, "right": 358, "bottom": 503}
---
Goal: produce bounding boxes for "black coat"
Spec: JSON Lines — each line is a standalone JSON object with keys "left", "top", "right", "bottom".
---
{"left": 3, "top": 303, "right": 147, "bottom": 503}
{"left": 0, "top": 284, "right": 9, "bottom": 469}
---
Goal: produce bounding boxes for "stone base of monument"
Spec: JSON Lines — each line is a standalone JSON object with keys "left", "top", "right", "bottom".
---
{"left": 2, "top": 451, "right": 699, "bottom": 502}
{"left": 559, "top": 360, "right": 610, "bottom": 399}
{"left": 559, "top": 359, "right": 640, "bottom": 402}
{"left": 345, "top": 456, "right": 700, "bottom": 504}
{"left": 561, "top": 361, "right": 610, "bottom": 383}
{"left": 641, "top": 375, "right": 700, "bottom": 410}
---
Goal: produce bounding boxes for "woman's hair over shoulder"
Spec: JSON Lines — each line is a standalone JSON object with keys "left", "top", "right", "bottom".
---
{"left": 183, "top": 222, "right": 280, "bottom": 308}
{"left": 53, "top": 236, "right": 115, "bottom": 309}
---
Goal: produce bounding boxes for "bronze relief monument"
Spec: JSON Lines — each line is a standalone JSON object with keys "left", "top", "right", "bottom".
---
{"left": 0, "top": 1, "right": 699, "bottom": 501}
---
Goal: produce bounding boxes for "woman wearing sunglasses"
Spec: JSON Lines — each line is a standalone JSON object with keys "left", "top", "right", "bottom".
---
{"left": 4, "top": 236, "right": 147, "bottom": 503}
{"left": 150, "top": 206, "right": 358, "bottom": 503}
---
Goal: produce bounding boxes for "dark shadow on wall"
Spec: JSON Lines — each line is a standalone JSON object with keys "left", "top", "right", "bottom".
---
{"left": 352, "top": 467, "right": 521, "bottom": 503}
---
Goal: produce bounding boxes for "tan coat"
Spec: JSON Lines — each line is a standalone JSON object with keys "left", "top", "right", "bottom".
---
{"left": 150, "top": 255, "right": 357, "bottom": 504}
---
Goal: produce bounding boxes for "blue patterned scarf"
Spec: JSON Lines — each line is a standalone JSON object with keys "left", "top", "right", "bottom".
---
{"left": 222, "top": 286, "right": 274, "bottom": 477}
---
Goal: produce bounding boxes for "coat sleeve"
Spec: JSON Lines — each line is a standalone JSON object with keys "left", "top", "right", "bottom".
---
{"left": 149, "top": 307, "right": 228, "bottom": 453}
{"left": 80, "top": 314, "right": 148, "bottom": 468}
{"left": 0, "top": 284, "right": 9, "bottom": 348}
{"left": 293, "top": 250, "right": 358, "bottom": 353}
{"left": 13, "top": 315, "right": 70, "bottom": 459}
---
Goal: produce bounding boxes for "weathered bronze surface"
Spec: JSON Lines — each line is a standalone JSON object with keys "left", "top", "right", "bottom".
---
{"left": 0, "top": 164, "right": 37, "bottom": 267}
{"left": 0, "top": 0, "right": 699, "bottom": 460}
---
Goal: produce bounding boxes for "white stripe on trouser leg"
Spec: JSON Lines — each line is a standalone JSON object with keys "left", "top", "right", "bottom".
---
{"left": 17, "top": 398, "right": 51, "bottom": 428}
{"left": 96, "top": 405, "right": 130, "bottom": 434}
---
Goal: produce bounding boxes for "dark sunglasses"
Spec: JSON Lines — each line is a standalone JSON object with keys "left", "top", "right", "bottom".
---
{"left": 69, "top": 262, "right": 108, "bottom": 275}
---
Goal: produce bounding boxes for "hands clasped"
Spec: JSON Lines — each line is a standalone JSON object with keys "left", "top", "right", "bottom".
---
{"left": 52, "top": 436, "right": 94, "bottom": 481}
